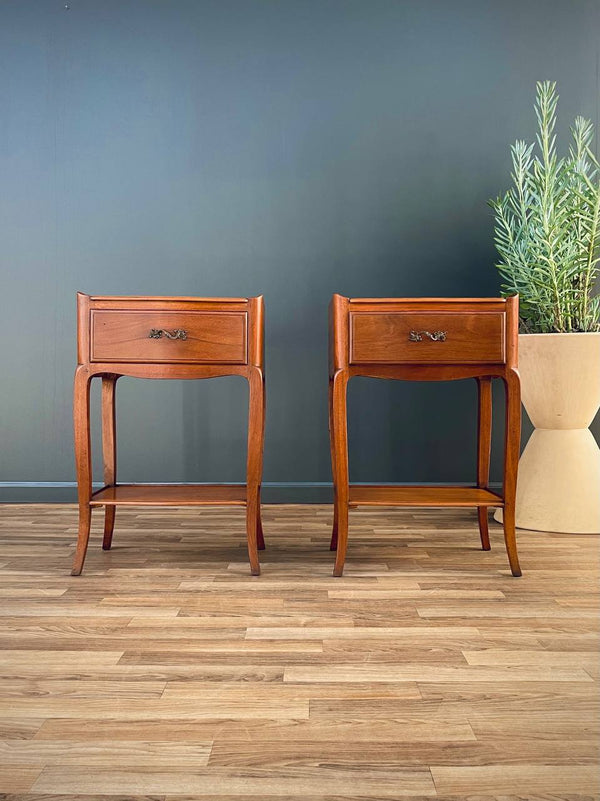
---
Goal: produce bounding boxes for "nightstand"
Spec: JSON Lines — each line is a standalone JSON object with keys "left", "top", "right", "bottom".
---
{"left": 328, "top": 294, "right": 522, "bottom": 577}
{"left": 72, "top": 293, "right": 265, "bottom": 576}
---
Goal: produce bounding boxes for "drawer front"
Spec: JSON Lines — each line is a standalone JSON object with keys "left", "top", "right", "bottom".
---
{"left": 91, "top": 310, "right": 247, "bottom": 364}
{"left": 350, "top": 312, "right": 505, "bottom": 364}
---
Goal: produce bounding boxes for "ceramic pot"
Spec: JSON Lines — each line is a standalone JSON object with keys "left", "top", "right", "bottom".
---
{"left": 495, "top": 332, "right": 600, "bottom": 533}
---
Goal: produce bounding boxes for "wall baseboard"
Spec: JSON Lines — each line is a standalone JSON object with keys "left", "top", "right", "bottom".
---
{"left": 0, "top": 481, "right": 501, "bottom": 505}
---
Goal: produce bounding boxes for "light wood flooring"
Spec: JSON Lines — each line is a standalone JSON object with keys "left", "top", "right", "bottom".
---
{"left": 0, "top": 503, "right": 598, "bottom": 799}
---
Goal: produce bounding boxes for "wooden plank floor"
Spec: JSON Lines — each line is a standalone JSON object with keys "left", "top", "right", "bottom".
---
{"left": 0, "top": 503, "right": 598, "bottom": 799}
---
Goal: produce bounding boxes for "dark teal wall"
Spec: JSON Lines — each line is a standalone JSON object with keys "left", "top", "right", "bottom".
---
{"left": 1, "top": 0, "right": 598, "bottom": 501}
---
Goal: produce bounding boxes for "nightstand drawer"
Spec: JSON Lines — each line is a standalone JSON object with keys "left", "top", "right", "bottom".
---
{"left": 350, "top": 311, "right": 505, "bottom": 364}
{"left": 90, "top": 310, "right": 247, "bottom": 364}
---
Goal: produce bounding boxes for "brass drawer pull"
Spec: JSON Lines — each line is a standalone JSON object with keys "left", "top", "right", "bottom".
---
{"left": 149, "top": 328, "right": 188, "bottom": 341}
{"left": 409, "top": 330, "right": 447, "bottom": 342}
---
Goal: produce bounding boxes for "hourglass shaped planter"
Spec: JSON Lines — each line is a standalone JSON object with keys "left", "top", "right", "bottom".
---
{"left": 495, "top": 332, "right": 600, "bottom": 534}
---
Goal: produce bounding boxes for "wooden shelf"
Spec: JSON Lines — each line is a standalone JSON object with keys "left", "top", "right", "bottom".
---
{"left": 90, "top": 484, "right": 247, "bottom": 507}
{"left": 348, "top": 485, "right": 503, "bottom": 508}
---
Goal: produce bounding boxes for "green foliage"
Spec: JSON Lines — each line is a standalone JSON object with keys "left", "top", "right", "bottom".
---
{"left": 490, "top": 82, "right": 600, "bottom": 333}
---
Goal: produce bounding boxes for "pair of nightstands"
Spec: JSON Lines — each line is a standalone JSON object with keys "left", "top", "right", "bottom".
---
{"left": 73, "top": 293, "right": 521, "bottom": 578}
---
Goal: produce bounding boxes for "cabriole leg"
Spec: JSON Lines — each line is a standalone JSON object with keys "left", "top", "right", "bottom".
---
{"left": 257, "top": 489, "right": 265, "bottom": 551}
{"left": 72, "top": 367, "right": 93, "bottom": 576}
{"left": 101, "top": 374, "right": 118, "bottom": 550}
{"left": 476, "top": 377, "right": 493, "bottom": 551}
{"left": 246, "top": 368, "right": 265, "bottom": 575}
{"left": 502, "top": 369, "right": 522, "bottom": 577}
{"left": 331, "top": 371, "right": 349, "bottom": 577}
{"left": 329, "top": 377, "right": 339, "bottom": 551}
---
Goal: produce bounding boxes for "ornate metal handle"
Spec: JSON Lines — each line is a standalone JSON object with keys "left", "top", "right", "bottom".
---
{"left": 409, "top": 330, "right": 447, "bottom": 342}
{"left": 149, "top": 328, "right": 188, "bottom": 341}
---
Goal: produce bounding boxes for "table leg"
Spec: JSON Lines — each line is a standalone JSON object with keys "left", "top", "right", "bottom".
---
{"left": 502, "top": 368, "right": 522, "bottom": 577}
{"left": 329, "top": 377, "right": 339, "bottom": 551}
{"left": 257, "top": 488, "right": 265, "bottom": 551}
{"left": 331, "top": 371, "right": 349, "bottom": 577}
{"left": 476, "top": 377, "right": 493, "bottom": 551}
{"left": 72, "top": 367, "right": 93, "bottom": 576}
{"left": 246, "top": 367, "right": 265, "bottom": 575}
{"left": 101, "top": 374, "right": 118, "bottom": 551}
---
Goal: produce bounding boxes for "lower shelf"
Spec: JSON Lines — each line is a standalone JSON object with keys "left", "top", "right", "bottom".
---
{"left": 348, "top": 485, "right": 503, "bottom": 508}
{"left": 90, "top": 484, "right": 247, "bottom": 507}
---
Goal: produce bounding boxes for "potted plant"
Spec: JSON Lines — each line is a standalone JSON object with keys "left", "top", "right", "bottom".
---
{"left": 490, "top": 81, "right": 600, "bottom": 534}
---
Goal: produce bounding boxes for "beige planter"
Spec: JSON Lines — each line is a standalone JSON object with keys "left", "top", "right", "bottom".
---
{"left": 495, "top": 332, "right": 600, "bottom": 533}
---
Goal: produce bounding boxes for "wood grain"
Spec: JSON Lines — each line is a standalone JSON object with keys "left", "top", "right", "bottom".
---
{"left": 349, "top": 310, "right": 506, "bottom": 364}
{"left": 329, "top": 294, "right": 522, "bottom": 577}
{"left": 90, "top": 484, "right": 247, "bottom": 506}
{"left": 348, "top": 485, "right": 503, "bottom": 507}
{"left": 0, "top": 502, "right": 597, "bottom": 796}
{"left": 90, "top": 309, "right": 248, "bottom": 364}
{"left": 73, "top": 293, "right": 265, "bottom": 576}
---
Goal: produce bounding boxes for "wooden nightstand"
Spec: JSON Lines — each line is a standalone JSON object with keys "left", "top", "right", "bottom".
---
{"left": 328, "top": 294, "right": 522, "bottom": 577}
{"left": 72, "top": 293, "right": 265, "bottom": 576}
